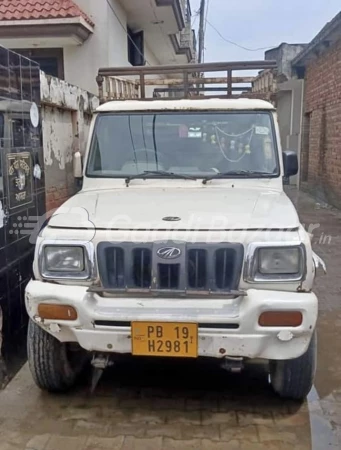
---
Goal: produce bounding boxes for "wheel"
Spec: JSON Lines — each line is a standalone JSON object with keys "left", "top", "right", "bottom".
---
{"left": 269, "top": 331, "right": 317, "bottom": 400}
{"left": 27, "top": 319, "right": 86, "bottom": 393}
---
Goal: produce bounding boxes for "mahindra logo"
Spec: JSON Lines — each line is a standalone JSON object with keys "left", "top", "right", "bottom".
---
{"left": 157, "top": 247, "right": 181, "bottom": 260}
{"left": 162, "top": 216, "right": 181, "bottom": 222}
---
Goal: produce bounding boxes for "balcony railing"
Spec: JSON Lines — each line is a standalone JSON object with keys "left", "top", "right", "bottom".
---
{"left": 178, "top": 0, "right": 191, "bottom": 24}
{"left": 252, "top": 70, "right": 278, "bottom": 94}
{"left": 101, "top": 76, "right": 139, "bottom": 100}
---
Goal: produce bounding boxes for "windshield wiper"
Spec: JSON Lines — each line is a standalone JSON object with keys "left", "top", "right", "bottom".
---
{"left": 202, "top": 170, "right": 273, "bottom": 184}
{"left": 125, "top": 171, "right": 197, "bottom": 186}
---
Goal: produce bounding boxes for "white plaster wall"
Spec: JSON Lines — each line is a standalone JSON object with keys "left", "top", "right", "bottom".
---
{"left": 106, "top": 0, "right": 130, "bottom": 67}
{"left": 43, "top": 106, "right": 73, "bottom": 173}
{"left": 65, "top": 0, "right": 130, "bottom": 94}
{"left": 144, "top": 44, "right": 163, "bottom": 98}
{"left": 145, "top": 43, "right": 160, "bottom": 66}
{"left": 40, "top": 71, "right": 99, "bottom": 207}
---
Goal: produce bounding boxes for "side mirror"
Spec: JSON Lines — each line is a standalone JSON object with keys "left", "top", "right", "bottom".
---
{"left": 283, "top": 151, "right": 298, "bottom": 178}
{"left": 73, "top": 151, "right": 83, "bottom": 179}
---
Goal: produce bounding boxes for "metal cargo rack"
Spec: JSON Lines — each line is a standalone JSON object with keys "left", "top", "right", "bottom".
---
{"left": 96, "top": 60, "right": 277, "bottom": 103}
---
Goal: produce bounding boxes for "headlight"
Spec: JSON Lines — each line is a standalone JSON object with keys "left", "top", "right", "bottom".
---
{"left": 44, "top": 246, "right": 84, "bottom": 272}
{"left": 39, "top": 242, "right": 94, "bottom": 280}
{"left": 258, "top": 247, "right": 301, "bottom": 274}
{"left": 245, "top": 244, "right": 305, "bottom": 282}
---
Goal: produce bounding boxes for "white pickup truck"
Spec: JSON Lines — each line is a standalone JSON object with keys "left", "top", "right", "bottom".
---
{"left": 25, "top": 64, "right": 322, "bottom": 399}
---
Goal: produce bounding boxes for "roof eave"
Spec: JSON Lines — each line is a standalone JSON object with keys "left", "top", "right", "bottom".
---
{"left": 292, "top": 12, "right": 341, "bottom": 67}
{"left": 155, "top": 0, "right": 185, "bottom": 31}
{"left": 0, "top": 17, "right": 94, "bottom": 43}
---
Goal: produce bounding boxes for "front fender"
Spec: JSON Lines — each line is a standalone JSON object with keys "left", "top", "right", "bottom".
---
{"left": 312, "top": 251, "right": 327, "bottom": 275}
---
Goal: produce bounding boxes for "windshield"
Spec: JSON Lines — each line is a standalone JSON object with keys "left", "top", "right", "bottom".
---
{"left": 86, "top": 112, "right": 280, "bottom": 178}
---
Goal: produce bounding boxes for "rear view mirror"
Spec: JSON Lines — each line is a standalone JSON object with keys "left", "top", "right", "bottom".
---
{"left": 73, "top": 151, "right": 83, "bottom": 179}
{"left": 283, "top": 151, "right": 298, "bottom": 178}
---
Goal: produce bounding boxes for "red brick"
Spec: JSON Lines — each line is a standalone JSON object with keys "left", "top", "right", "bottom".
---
{"left": 301, "top": 38, "right": 341, "bottom": 207}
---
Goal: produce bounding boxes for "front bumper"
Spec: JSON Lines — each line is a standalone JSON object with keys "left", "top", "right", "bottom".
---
{"left": 25, "top": 281, "right": 318, "bottom": 361}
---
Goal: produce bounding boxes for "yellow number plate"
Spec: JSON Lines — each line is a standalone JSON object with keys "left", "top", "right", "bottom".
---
{"left": 131, "top": 322, "right": 198, "bottom": 358}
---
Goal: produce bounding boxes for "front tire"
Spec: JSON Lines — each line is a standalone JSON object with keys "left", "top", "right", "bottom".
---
{"left": 269, "top": 331, "right": 317, "bottom": 400}
{"left": 28, "top": 319, "right": 84, "bottom": 393}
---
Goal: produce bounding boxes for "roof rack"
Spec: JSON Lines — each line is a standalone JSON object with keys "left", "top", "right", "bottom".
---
{"left": 96, "top": 60, "right": 277, "bottom": 103}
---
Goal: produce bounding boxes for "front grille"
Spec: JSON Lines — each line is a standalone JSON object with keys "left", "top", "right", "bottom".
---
{"left": 105, "top": 247, "right": 124, "bottom": 288}
{"left": 188, "top": 249, "right": 207, "bottom": 289}
{"left": 158, "top": 264, "right": 180, "bottom": 289}
{"left": 133, "top": 248, "right": 152, "bottom": 288}
{"left": 97, "top": 242, "right": 244, "bottom": 292}
{"left": 215, "top": 249, "right": 237, "bottom": 290}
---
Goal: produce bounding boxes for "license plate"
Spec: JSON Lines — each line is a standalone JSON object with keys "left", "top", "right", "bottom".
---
{"left": 131, "top": 322, "right": 198, "bottom": 358}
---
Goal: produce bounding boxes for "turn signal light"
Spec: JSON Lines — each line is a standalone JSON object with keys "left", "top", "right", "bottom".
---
{"left": 259, "top": 311, "right": 303, "bottom": 327}
{"left": 38, "top": 304, "right": 78, "bottom": 321}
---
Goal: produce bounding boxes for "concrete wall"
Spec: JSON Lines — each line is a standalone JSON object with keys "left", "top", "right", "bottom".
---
{"left": 300, "top": 38, "right": 341, "bottom": 208}
{"left": 40, "top": 72, "right": 99, "bottom": 212}
{"left": 266, "top": 44, "right": 307, "bottom": 80}
{"left": 277, "top": 90, "right": 292, "bottom": 150}
{"left": 276, "top": 79, "right": 304, "bottom": 186}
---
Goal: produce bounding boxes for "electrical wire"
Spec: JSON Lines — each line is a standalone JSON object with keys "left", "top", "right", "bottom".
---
{"left": 205, "top": 17, "right": 276, "bottom": 52}
{"left": 192, "top": 9, "right": 200, "bottom": 27}
{"left": 106, "top": 0, "right": 151, "bottom": 65}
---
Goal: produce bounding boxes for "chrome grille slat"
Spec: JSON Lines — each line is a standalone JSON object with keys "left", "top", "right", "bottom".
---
{"left": 195, "top": 250, "right": 199, "bottom": 287}
{"left": 133, "top": 248, "right": 152, "bottom": 288}
{"left": 141, "top": 249, "right": 145, "bottom": 287}
{"left": 106, "top": 247, "right": 124, "bottom": 288}
{"left": 188, "top": 249, "right": 207, "bottom": 289}
{"left": 223, "top": 249, "right": 227, "bottom": 288}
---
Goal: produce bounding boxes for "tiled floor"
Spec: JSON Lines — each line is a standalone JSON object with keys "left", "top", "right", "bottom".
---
{"left": 0, "top": 190, "right": 340, "bottom": 450}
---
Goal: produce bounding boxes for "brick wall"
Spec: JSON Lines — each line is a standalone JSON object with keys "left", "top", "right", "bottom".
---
{"left": 300, "top": 38, "right": 341, "bottom": 207}
{"left": 46, "top": 186, "right": 75, "bottom": 214}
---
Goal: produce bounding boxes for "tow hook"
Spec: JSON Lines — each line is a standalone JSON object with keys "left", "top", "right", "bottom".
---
{"left": 221, "top": 356, "right": 244, "bottom": 373}
{"left": 90, "top": 353, "right": 113, "bottom": 393}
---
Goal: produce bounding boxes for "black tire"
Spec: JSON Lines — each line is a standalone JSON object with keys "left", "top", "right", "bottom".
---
{"left": 28, "top": 319, "right": 84, "bottom": 393}
{"left": 269, "top": 331, "right": 317, "bottom": 400}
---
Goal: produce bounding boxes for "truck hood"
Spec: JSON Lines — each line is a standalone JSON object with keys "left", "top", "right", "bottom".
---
{"left": 49, "top": 187, "right": 300, "bottom": 231}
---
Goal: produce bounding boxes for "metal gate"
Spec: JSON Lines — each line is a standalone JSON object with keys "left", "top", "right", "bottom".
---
{"left": 0, "top": 47, "right": 45, "bottom": 381}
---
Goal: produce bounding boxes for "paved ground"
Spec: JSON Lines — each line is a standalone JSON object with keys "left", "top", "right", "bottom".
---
{"left": 0, "top": 190, "right": 340, "bottom": 450}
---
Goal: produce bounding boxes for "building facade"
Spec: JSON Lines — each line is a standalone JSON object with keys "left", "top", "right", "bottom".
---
{"left": 252, "top": 44, "right": 307, "bottom": 186}
{"left": 0, "top": 0, "right": 196, "bottom": 94}
{"left": 293, "top": 12, "right": 341, "bottom": 208}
